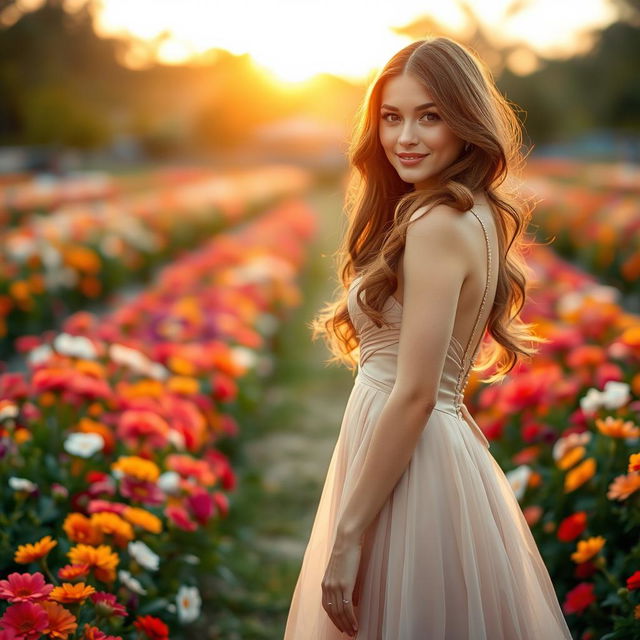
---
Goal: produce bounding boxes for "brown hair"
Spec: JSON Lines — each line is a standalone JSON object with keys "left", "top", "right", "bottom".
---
{"left": 309, "top": 35, "right": 547, "bottom": 384}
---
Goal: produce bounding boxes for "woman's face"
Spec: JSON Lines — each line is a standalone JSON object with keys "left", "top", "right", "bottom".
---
{"left": 378, "top": 72, "right": 465, "bottom": 190}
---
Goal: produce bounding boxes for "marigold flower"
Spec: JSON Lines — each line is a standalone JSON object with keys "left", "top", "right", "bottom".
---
{"left": 595, "top": 416, "right": 640, "bottom": 438}
{"left": 63, "top": 513, "right": 103, "bottom": 545}
{"left": 557, "top": 446, "right": 586, "bottom": 470}
{"left": 564, "top": 458, "right": 596, "bottom": 493}
{"left": 111, "top": 456, "right": 160, "bottom": 483}
{"left": 562, "top": 582, "right": 596, "bottom": 615}
{"left": 557, "top": 512, "right": 587, "bottom": 542}
{"left": 121, "top": 506, "right": 163, "bottom": 534}
{"left": 57, "top": 564, "right": 91, "bottom": 581}
{"left": 628, "top": 453, "right": 640, "bottom": 473}
{"left": 607, "top": 472, "right": 640, "bottom": 501}
{"left": 571, "top": 536, "right": 606, "bottom": 564}
{"left": 49, "top": 582, "right": 96, "bottom": 604}
{"left": 0, "top": 572, "right": 53, "bottom": 602}
{"left": 67, "top": 545, "right": 119, "bottom": 583}
{"left": 14, "top": 535, "right": 58, "bottom": 564}
{"left": 89, "top": 512, "right": 134, "bottom": 547}
{"left": 40, "top": 600, "right": 78, "bottom": 639}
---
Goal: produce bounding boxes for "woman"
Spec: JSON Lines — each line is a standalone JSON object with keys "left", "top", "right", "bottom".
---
{"left": 284, "top": 36, "right": 573, "bottom": 639}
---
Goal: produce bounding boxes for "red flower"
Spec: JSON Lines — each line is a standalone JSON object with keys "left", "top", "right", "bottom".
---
{"left": 165, "top": 505, "right": 197, "bottom": 531}
{"left": 563, "top": 582, "right": 596, "bottom": 615}
{"left": 0, "top": 601, "right": 49, "bottom": 639}
{"left": 574, "top": 561, "right": 597, "bottom": 579}
{"left": 626, "top": 570, "right": 640, "bottom": 590}
{"left": 89, "top": 592, "right": 127, "bottom": 619}
{"left": 557, "top": 512, "right": 587, "bottom": 542}
{"left": 134, "top": 614, "right": 169, "bottom": 640}
{"left": 0, "top": 572, "right": 53, "bottom": 602}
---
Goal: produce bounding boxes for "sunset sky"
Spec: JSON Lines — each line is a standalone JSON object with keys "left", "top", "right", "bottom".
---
{"left": 14, "top": 0, "right": 621, "bottom": 82}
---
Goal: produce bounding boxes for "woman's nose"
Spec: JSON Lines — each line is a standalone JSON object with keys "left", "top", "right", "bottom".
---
{"left": 398, "top": 121, "right": 419, "bottom": 145}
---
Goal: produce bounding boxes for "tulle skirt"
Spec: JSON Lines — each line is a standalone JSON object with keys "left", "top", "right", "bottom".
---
{"left": 283, "top": 377, "right": 573, "bottom": 640}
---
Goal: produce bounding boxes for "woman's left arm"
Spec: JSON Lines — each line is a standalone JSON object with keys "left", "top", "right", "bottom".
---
{"left": 322, "top": 205, "right": 469, "bottom": 635}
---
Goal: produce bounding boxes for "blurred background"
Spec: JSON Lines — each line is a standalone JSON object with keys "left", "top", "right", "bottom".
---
{"left": 1, "top": 1, "right": 640, "bottom": 639}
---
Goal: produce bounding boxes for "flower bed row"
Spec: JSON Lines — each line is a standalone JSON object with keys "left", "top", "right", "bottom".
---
{"left": 0, "top": 196, "right": 318, "bottom": 639}
{"left": 523, "top": 158, "right": 640, "bottom": 294}
{"left": 465, "top": 243, "right": 640, "bottom": 639}
{"left": 0, "top": 165, "right": 312, "bottom": 360}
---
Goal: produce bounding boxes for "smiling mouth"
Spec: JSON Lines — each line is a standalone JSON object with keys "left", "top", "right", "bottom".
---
{"left": 397, "top": 154, "right": 428, "bottom": 159}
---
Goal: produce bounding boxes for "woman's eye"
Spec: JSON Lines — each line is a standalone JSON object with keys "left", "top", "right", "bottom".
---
{"left": 381, "top": 112, "right": 439, "bottom": 122}
{"left": 423, "top": 112, "right": 440, "bottom": 121}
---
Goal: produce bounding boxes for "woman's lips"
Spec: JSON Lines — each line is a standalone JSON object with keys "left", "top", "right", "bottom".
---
{"left": 397, "top": 153, "right": 429, "bottom": 166}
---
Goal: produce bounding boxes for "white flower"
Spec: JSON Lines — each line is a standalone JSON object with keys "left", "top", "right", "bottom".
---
{"left": 579, "top": 388, "right": 604, "bottom": 415}
{"left": 9, "top": 477, "right": 37, "bottom": 493}
{"left": 176, "top": 585, "right": 201, "bottom": 623}
{"left": 157, "top": 471, "right": 181, "bottom": 494}
{"left": 27, "top": 344, "right": 54, "bottom": 366}
{"left": 167, "top": 429, "right": 186, "bottom": 450}
{"left": 63, "top": 432, "right": 104, "bottom": 457}
{"left": 505, "top": 464, "right": 531, "bottom": 501}
{"left": 118, "top": 569, "right": 148, "bottom": 595}
{"left": 230, "top": 346, "right": 257, "bottom": 370}
{"left": 109, "top": 343, "right": 169, "bottom": 379}
{"left": 0, "top": 403, "right": 19, "bottom": 421}
{"left": 128, "top": 541, "right": 160, "bottom": 571}
{"left": 183, "top": 554, "right": 200, "bottom": 565}
{"left": 601, "top": 381, "right": 630, "bottom": 410}
{"left": 53, "top": 333, "right": 97, "bottom": 360}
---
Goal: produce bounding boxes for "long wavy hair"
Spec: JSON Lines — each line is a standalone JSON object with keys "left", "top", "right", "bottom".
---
{"left": 309, "top": 36, "right": 547, "bottom": 384}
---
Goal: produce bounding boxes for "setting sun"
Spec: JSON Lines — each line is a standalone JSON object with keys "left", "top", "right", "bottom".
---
{"left": 91, "top": 0, "right": 617, "bottom": 81}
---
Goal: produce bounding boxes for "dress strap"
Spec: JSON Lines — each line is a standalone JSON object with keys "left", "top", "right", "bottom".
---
{"left": 454, "top": 208, "right": 493, "bottom": 402}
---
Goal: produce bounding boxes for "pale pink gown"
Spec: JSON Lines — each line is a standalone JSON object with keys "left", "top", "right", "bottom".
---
{"left": 284, "top": 209, "right": 573, "bottom": 639}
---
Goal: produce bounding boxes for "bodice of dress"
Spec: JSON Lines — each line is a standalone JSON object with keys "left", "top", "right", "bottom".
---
{"left": 347, "top": 208, "right": 493, "bottom": 420}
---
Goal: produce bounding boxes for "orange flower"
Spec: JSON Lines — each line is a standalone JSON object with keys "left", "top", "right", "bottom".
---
{"left": 111, "top": 456, "right": 160, "bottom": 483}
{"left": 14, "top": 535, "right": 58, "bottom": 563}
{"left": 63, "top": 513, "right": 103, "bottom": 545}
{"left": 628, "top": 453, "right": 640, "bottom": 473}
{"left": 89, "top": 512, "right": 134, "bottom": 547}
{"left": 571, "top": 536, "right": 606, "bottom": 564}
{"left": 49, "top": 582, "right": 96, "bottom": 604}
{"left": 564, "top": 458, "right": 597, "bottom": 493}
{"left": 595, "top": 416, "right": 640, "bottom": 438}
{"left": 607, "top": 472, "right": 640, "bottom": 501}
{"left": 40, "top": 600, "right": 78, "bottom": 639}
{"left": 76, "top": 418, "right": 115, "bottom": 455}
{"left": 122, "top": 506, "right": 163, "bottom": 534}
{"left": 557, "top": 446, "right": 586, "bottom": 470}
{"left": 167, "top": 376, "right": 200, "bottom": 395}
{"left": 58, "top": 564, "right": 91, "bottom": 581}
{"left": 67, "top": 544, "right": 119, "bottom": 583}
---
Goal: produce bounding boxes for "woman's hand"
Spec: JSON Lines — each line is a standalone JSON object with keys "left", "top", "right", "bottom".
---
{"left": 321, "top": 534, "right": 362, "bottom": 637}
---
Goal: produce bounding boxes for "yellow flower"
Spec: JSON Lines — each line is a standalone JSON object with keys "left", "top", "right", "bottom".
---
{"left": 564, "top": 458, "right": 597, "bottom": 493}
{"left": 49, "top": 582, "right": 96, "bottom": 603}
{"left": 89, "top": 512, "right": 134, "bottom": 547}
{"left": 595, "top": 416, "right": 640, "bottom": 438}
{"left": 67, "top": 544, "right": 119, "bottom": 583}
{"left": 557, "top": 446, "right": 586, "bottom": 470}
{"left": 111, "top": 455, "right": 160, "bottom": 483}
{"left": 122, "top": 506, "right": 163, "bottom": 534}
{"left": 14, "top": 535, "right": 58, "bottom": 563}
{"left": 571, "top": 536, "right": 606, "bottom": 563}
{"left": 628, "top": 453, "right": 640, "bottom": 473}
{"left": 167, "top": 376, "right": 199, "bottom": 395}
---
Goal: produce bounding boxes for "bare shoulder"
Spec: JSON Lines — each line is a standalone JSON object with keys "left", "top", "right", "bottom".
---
{"left": 406, "top": 203, "right": 466, "bottom": 241}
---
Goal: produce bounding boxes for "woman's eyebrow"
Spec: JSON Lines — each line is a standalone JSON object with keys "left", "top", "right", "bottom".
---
{"left": 380, "top": 102, "right": 436, "bottom": 111}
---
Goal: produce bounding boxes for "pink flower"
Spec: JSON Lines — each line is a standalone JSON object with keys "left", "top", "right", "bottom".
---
{"left": 0, "top": 601, "right": 49, "bottom": 639}
{"left": 165, "top": 504, "right": 198, "bottom": 531}
{"left": 187, "top": 490, "right": 214, "bottom": 525}
{"left": 119, "top": 478, "right": 165, "bottom": 505}
{"left": 0, "top": 572, "right": 53, "bottom": 603}
{"left": 90, "top": 592, "right": 127, "bottom": 619}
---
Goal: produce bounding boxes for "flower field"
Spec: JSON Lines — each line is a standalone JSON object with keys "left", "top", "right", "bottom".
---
{"left": 0, "top": 165, "right": 318, "bottom": 640}
{"left": 464, "top": 178, "right": 640, "bottom": 638}
{"left": 0, "top": 165, "right": 312, "bottom": 360}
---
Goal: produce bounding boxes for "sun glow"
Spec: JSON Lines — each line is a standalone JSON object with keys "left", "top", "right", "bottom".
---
{"left": 91, "top": 0, "right": 617, "bottom": 82}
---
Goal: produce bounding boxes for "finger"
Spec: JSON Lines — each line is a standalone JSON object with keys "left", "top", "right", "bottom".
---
{"left": 331, "top": 587, "right": 348, "bottom": 634}
{"left": 342, "top": 591, "right": 359, "bottom": 634}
